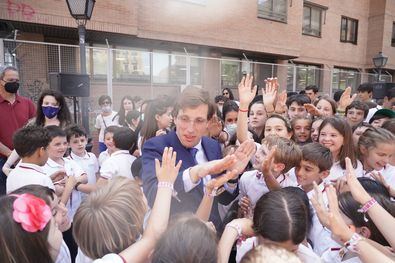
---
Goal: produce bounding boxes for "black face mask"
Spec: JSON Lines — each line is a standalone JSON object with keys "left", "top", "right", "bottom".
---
{"left": 4, "top": 82, "right": 19, "bottom": 93}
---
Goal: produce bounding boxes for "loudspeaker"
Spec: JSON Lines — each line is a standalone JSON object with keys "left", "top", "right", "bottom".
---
{"left": 49, "top": 73, "right": 90, "bottom": 97}
{"left": 372, "top": 82, "right": 395, "bottom": 100}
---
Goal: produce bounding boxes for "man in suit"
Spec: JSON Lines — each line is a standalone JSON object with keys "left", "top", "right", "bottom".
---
{"left": 142, "top": 86, "right": 253, "bottom": 228}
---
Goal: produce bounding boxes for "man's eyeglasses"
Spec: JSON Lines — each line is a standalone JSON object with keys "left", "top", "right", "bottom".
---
{"left": 177, "top": 115, "right": 207, "bottom": 127}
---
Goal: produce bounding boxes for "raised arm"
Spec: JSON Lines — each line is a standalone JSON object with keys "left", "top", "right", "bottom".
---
{"left": 237, "top": 74, "right": 257, "bottom": 144}
{"left": 119, "top": 147, "right": 182, "bottom": 263}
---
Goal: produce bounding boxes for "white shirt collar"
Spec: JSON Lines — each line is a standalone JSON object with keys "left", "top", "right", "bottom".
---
{"left": 17, "top": 162, "right": 46, "bottom": 174}
{"left": 46, "top": 157, "right": 64, "bottom": 168}
{"left": 70, "top": 151, "right": 90, "bottom": 160}
{"left": 110, "top": 150, "right": 130, "bottom": 157}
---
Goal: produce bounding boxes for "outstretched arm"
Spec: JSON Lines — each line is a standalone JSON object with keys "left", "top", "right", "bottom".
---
{"left": 119, "top": 147, "right": 182, "bottom": 263}
{"left": 237, "top": 74, "right": 257, "bottom": 144}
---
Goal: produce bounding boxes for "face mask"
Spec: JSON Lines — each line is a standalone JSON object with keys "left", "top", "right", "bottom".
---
{"left": 218, "top": 106, "right": 223, "bottom": 113}
{"left": 42, "top": 106, "right": 60, "bottom": 119}
{"left": 4, "top": 82, "right": 19, "bottom": 93}
{"left": 225, "top": 123, "right": 237, "bottom": 138}
{"left": 141, "top": 113, "right": 144, "bottom": 121}
{"left": 102, "top": 105, "right": 112, "bottom": 113}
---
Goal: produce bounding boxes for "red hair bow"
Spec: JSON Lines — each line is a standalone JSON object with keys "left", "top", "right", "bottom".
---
{"left": 12, "top": 193, "right": 52, "bottom": 233}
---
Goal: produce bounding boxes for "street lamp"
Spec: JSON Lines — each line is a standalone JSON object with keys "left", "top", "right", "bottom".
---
{"left": 66, "top": 0, "right": 95, "bottom": 135}
{"left": 372, "top": 51, "right": 388, "bottom": 82}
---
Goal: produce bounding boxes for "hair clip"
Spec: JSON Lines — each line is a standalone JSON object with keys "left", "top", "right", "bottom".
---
{"left": 11, "top": 194, "right": 52, "bottom": 233}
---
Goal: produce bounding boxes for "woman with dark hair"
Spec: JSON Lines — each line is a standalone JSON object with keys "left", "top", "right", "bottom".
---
{"left": 35, "top": 89, "right": 72, "bottom": 128}
{"left": 139, "top": 95, "right": 174, "bottom": 148}
{"left": 222, "top": 87, "right": 235, "bottom": 100}
{"left": 3, "top": 89, "right": 73, "bottom": 175}
{"left": 117, "top": 95, "right": 135, "bottom": 127}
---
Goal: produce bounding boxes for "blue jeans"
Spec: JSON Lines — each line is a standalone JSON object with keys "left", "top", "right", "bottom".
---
{"left": 0, "top": 157, "right": 7, "bottom": 195}
{"left": 99, "top": 142, "right": 107, "bottom": 153}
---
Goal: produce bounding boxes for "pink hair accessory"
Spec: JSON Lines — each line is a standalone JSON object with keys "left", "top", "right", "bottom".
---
{"left": 12, "top": 193, "right": 52, "bottom": 233}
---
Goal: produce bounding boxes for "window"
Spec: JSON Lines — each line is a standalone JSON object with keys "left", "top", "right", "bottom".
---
{"left": 258, "top": 0, "right": 287, "bottom": 23}
{"left": 303, "top": 4, "right": 323, "bottom": 37}
{"left": 332, "top": 68, "right": 360, "bottom": 91}
{"left": 392, "top": 22, "right": 395, "bottom": 47}
{"left": 287, "top": 63, "right": 321, "bottom": 92}
{"left": 340, "top": 16, "right": 358, "bottom": 44}
{"left": 113, "top": 48, "right": 151, "bottom": 83}
{"left": 221, "top": 59, "right": 241, "bottom": 88}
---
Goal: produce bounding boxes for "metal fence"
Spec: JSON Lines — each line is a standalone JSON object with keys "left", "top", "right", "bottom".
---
{"left": 1, "top": 38, "right": 392, "bottom": 129}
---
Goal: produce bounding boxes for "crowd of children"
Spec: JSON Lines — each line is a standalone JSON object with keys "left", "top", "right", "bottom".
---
{"left": 0, "top": 75, "right": 395, "bottom": 263}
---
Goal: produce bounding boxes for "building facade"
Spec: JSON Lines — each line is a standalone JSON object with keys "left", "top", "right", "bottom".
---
{"left": 0, "top": 0, "right": 394, "bottom": 107}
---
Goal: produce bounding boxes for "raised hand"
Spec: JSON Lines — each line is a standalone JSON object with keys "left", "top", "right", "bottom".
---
{"left": 155, "top": 147, "right": 182, "bottom": 184}
{"left": 238, "top": 74, "right": 257, "bottom": 106}
{"left": 370, "top": 171, "right": 395, "bottom": 198}
{"left": 194, "top": 155, "right": 237, "bottom": 180}
{"left": 207, "top": 115, "right": 223, "bottom": 138}
{"left": 261, "top": 146, "right": 276, "bottom": 178}
{"left": 239, "top": 195, "right": 252, "bottom": 218}
{"left": 275, "top": 90, "right": 287, "bottom": 114}
{"left": 310, "top": 182, "right": 330, "bottom": 228}
{"left": 304, "top": 103, "right": 322, "bottom": 117}
{"left": 262, "top": 77, "right": 279, "bottom": 112}
{"left": 338, "top": 87, "right": 357, "bottom": 111}
{"left": 228, "top": 140, "right": 256, "bottom": 175}
{"left": 205, "top": 169, "right": 238, "bottom": 195}
{"left": 345, "top": 157, "right": 371, "bottom": 205}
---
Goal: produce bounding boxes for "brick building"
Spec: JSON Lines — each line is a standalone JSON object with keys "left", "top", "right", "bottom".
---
{"left": 0, "top": 0, "right": 394, "bottom": 106}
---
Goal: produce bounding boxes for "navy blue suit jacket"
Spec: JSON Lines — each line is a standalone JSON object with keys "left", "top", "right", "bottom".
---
{"left": 141, "top": 131, "right": 223, "bottom": 227}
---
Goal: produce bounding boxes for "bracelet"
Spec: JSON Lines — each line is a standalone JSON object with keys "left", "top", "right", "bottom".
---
{"left": 344, "top": 233, "right": 363, "bottom": 253}
{"left": 239, "top": 108, "right": 249, "bottom": 113}
{"left": 74, "top": 182, "right": 82, "bottom": 191}
{"left": 226, "top": 222, "right": 242, "bottom": 238}
{"left": 357, "top": 198, "right": 377, "bottom": 222}
{"left": 158, "top": 181, "right": 174, "bottom": 190}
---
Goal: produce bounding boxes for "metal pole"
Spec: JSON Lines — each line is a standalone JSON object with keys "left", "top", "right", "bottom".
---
{"left": 78, "top": 24, "right": 90, "bottom": 135}
{"left": 377, "top": 68, "right": 381, "bottom": 82}
{"left": 0, "top": 39, "right": 4, "bottom": 66}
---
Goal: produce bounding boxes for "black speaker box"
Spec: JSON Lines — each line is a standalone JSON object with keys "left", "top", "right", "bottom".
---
{"left": 49, "top": 73, "right": 90, "bottom": 97}
{"left": 372, "top": 82, "right": 395, "bottom": 100}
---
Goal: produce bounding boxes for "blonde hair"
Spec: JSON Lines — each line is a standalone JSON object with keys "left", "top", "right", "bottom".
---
{"left": 262, "top": 136, "right": 302, "bottom": 173}
{"left": 73, "top": 177, "right": 146, "bottom": 259}
{"left": 241, "top": 245, "right": 302, "bottom": 263}
{"left": 358, "top": 127, "right": 395, "bottom": 158}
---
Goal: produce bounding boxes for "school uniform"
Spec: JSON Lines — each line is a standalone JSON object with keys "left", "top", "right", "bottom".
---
{"left": 100, "top": 150, "right": 136, "bottom": 180}
{"left": 325, "top": 160, "right": 363, "bottom": 183}
{"left": 43, "top": 157, "right": 86, "bottom": 220}
{"left": 98, "top": 149, "right": 110, "bottom": 167}
{"left": 306, "top": 183, "right": 338, "bottom": 256}
{"left": 239, "top": 169, "right": 297, "bottom": 208}
{"left": 55, "top": 240, "right": 72, "bottom": 263}
{"left": 68, "top": 151, "right": 99, "bottom": 185}
{"left": 75, "top": 248, "right": 123, "bottom": 263}
{"left": 6, "top": 162, "right": 55, "bottom": 193}
{"left": 321, "top": 247, "right": 362, "bottom": 263}
{"left": 94, "top": 111, "right": 119, "bottom": 152}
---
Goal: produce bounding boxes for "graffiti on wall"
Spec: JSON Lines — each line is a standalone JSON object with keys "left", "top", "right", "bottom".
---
{"left": 7, "top": 0, "right": 36, "bottom": 20}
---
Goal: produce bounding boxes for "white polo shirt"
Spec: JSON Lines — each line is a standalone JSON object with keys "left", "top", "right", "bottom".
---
{"left": 325, "top": 160, "right": 363, "bottom": 183}
{"left": 239, "top": 169, "right": 297, "bottom": 208}
{"left": 94, "top": 111, "right": 119, "bottom": 142}
{"left": 100, "top": 150, "right": 136, "bottom": 180}
{"left": 98, "top": 149, "right": 110, "bottom": 167}
{"left": 43, "top": 157, "right": 86, "bottom": 220}
{"left": 306, "top": 183, "right": 338, "bottom": 256}
{"left": 6, "top": 162, "right": 55, "bottom": 194}
{"left": 68, "top": 151, "right": 99, "bottom": 185}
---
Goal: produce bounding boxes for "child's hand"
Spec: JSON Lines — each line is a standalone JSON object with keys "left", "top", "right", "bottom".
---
{"left": 345, "top": 157, "right": 371, "bottom": 205}
{"left": 205, "top": 169, "right": 238, "bottom": 195}
{"left": 195, "top": 155, "right": 237, "bottom": 179}
{"left": 262, "top": 77, "right": 278, "bottom": 110}
{"left": 65, "top": 175, "right": 77, "bottom": 189}
{"left": 371, "top": 171, "right": 395, "bottom": 198}
{"left": 304, "top": 103, "right": 322, "bottom": 117}
{"left": 261, "top": 146, "right": 276, "bottom": 179}
{"left": 239, "top": 196, "right": 252, "bottom": 218}
{"left": 325, "top": 184, "right": 354, "bottom": 243}
{"left": 238, "top": 74, "right": 257, "bottom": 106}
{"left": 229, "top": 218, "right": 254, "bottom": 237}
{"left": 274, "top": 90, "right": 287, "bottom": 114}
{"left": 310, "top": 182, "right": 330, "bottom": 228}
{"left": 155, "top": 147, "right": 182, "bottom": 184}
{"left": 50, "top": 169, "right": 67, "bottom": 184}
{"left": 228, "top": 140, "right": 256, "bottom": 175}
{"left": 338, "top": 87, "right": 357, "bottom": 111}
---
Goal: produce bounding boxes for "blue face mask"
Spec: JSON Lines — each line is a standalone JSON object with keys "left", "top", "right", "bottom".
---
{"left": 42, "top": 106, "right": 60, "bottom": 119}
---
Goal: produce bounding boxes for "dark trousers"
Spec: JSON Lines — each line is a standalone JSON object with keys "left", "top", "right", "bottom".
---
{"left": 0, "top": 157, "right": 7, "bottom": 196}
{"left": 63, "top": 224, "right": 78, "bottom": 263}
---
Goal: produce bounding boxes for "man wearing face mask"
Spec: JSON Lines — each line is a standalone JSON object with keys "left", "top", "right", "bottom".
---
{"left": 0, "top": 66, "right": 36, "bottom": 195}
{"left": 95, "top": 95, "right": 119, "bottom": 153}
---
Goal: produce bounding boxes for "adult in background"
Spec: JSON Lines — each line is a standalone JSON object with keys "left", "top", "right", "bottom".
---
{"left": 0, "top": 66, "right": 36, "bottom": 195}
{"left": 304, "top": 85, "right": 319, "bottom": 102}
{"left": 95, "top": 95, "right": 119, "bottom": 153}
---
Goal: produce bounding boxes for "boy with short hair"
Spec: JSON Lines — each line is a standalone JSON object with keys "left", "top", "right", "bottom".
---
{"left": 286, "top": 94, "right": 311, "bottom": 120}
{"left": 345, "top": 100, "right": 369, "bottom": 127}
{"left": 97, "top": 127, "right": 137, "bottom": 184}
{"left": 66, "top": 125, "right": 99, "bottom": 186}
{"left": 295, "top": 142, "right": 335, "bottom": 255}
{"left": 98, "top": 125, "right": 119, "bottom": 166}
{"left": 239, "top": 136, "right": 302, "bottom": 209}
{"left": 42, "top": 125, "right": 87, "bottom": 218}
{"left": 6, "top": 126, "right": 53, "bottom": 193}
